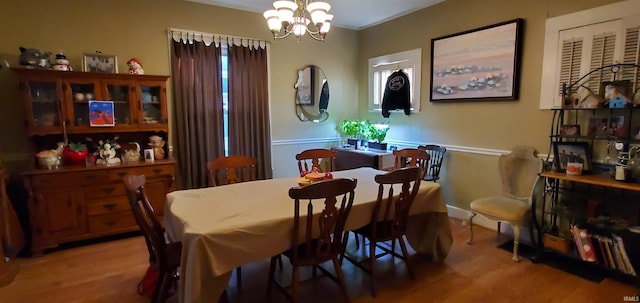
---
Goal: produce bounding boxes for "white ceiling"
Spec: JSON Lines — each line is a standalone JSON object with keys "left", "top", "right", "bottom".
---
{"left": 187, "top": 0, "right": 446, "bottom": 30}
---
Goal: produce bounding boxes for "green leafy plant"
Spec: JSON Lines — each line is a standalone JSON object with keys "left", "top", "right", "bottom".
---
{"left": 367, "top": 123, "right": 389, "bottom": 143}
{"left": 340, "top": 119, "right": 366, "bottom": 139}
{"left": 68, "top": 142, "right": 87, "bottom": 152}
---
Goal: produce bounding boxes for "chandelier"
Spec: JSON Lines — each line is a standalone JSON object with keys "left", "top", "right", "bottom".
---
{"left": 263, "top": 0, "right": 333, "bottom": 42}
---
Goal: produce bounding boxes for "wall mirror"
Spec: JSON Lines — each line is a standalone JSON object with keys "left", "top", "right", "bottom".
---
{"left": 295, "top": 65, "right": 329, "bottom": 122}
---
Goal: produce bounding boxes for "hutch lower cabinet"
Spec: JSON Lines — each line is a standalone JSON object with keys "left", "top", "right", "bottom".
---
{"left": 22, "top": 160, "right": 175, "bottom": 256}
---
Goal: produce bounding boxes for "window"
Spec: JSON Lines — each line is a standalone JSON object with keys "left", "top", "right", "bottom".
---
{"left": 368, "top": 48, "right": 421, "bottom": 113}
{"left": 221, "top": 45, "right": 229, "bottom": 155}
{"left": 539, "top": 0, "right": 640, "bottom": 109}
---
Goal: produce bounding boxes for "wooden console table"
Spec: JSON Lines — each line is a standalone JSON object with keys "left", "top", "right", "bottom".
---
{"left": 332, "top": 147, "right": 394, "bottom": 171}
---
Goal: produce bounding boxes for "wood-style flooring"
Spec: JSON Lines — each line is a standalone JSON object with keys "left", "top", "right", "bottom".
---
{"left": 0, "top": 218, "right": 636, "bottom": 303}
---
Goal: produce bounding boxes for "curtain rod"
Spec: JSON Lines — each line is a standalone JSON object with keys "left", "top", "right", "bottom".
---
{"left": 168, "top": 28, "right": 270, "bottom": 45}
{"left": 372, "top": 60, "right": 408, "bottom": 68}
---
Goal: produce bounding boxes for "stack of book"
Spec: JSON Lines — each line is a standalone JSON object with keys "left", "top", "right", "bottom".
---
{"left": 570, "top": 225, "right": 637, "bottom": 276}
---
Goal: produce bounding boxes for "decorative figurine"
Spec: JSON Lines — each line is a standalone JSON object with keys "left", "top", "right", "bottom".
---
{"left": 18, "top": 47, "right": 51, "bottom": 69}
{"left": 52, "top": 53, "right": 72, "bottom": 71}
{"left": 148, "top": 135, "right": 165, "bottom": 160}
{"left": 127, "top": 57, "right": 144, "bottom": 75}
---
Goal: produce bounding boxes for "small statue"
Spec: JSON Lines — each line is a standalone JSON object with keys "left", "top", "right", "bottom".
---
{"left": 0, "top": 58, "right": 9, "bottom": 70}
{"left": 19, "top": 47, "right": 51, "bottom": 69}
{"left": 148, "top": 135, "right": 165, "bottom": 160}
{"left": 127, "top": 57, "right": 144, "bottom": 75}
{"left": 52, "top": 53, "right": 72, "bottom": 71}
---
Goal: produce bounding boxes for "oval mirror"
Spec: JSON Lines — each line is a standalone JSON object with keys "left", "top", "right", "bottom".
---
{"left": 294, "top": 65, "right": 329, "bottom": 122}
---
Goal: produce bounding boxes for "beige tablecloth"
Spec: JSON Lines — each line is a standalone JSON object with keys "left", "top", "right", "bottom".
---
{"left": 165, "top": 167, "right": 452, "bottom": 303}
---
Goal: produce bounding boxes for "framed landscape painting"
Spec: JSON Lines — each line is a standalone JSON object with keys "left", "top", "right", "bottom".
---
{"left": 430, "top": 18, "right": 523, "bottom": 102}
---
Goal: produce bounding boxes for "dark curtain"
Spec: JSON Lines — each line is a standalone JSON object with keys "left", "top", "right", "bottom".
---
{"left": 171, "top": 40, "right": 225, "bottom": 189}
{"left": 227, "top": 44, "right": 273, "bottom": 180}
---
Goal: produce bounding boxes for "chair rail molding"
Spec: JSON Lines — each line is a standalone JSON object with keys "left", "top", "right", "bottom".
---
{"left": 271, "top": 137, "right": 341, "bottom": 146}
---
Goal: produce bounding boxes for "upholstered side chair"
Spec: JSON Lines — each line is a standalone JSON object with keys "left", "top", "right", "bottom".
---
{"left": 467, "top": 146, "right": 543, "bottom": 262}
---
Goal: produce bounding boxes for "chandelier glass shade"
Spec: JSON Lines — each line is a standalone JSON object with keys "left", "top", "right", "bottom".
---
{"left": 263, "top": 0, "right": 333, "bottom": 42}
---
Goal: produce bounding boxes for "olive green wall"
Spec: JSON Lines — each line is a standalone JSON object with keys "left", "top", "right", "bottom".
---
{"left": 357, "top": 0, "right": 623, "bottom": 210}
{"left": 0, "top": 0, "right": 625, "bottom": 212}
{"left": 0, "top": 0, "right": 358, "bottom": 175}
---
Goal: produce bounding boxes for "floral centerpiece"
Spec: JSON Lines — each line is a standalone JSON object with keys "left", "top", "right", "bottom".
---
{"left": 87, "top": 136, "right": 121, "bottom": 165}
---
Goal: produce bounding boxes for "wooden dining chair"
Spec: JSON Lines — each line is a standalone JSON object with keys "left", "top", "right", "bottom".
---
{"left": 206, "top": 155, "right": 258, "bottom": 286}
{"left": 392, "top": 148, "right": 430, "bottom": 179}
{"left": 124, "top": 175, "right": 182, "bottom": 303}
{"left": 207, "top": 155, "right": 257, "bottom": 186}
{"left": 295, "top": 148, "right": 337, "bottom": 174}
{"left": 267, "top": 178, "right": 357, "bottom": 303}
{"left": 417, "top": 144, "right": 447, "bottom": 182}
{"left": 344, "top": 167, "right": 421, "bottom": 297}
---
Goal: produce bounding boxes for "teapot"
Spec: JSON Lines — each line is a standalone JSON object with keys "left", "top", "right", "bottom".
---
{"left": 148, "top": 135, "right": 166, "bottom": 160}
{"left": 123, "top": 142, "right": 141, "bottom": 162}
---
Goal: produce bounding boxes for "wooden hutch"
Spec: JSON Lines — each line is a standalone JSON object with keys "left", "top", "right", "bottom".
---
{"left": 13, "top": 68, "right": 175, "bottom": 256}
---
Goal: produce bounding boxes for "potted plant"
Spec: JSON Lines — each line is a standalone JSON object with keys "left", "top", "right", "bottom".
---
{"left": 62, "top": 142, "right": 88, "bottom": 166}
{"left": 367, "top": 123, "right": 389, "bottom": 150}
{"left": 340, "top": 119, "right": 365, "bottom": 148}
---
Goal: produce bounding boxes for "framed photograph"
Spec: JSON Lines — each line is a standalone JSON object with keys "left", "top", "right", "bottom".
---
{"left": 587, "top": 117, "right": 608, "bottom": 137}
{"left": 430, "top": 18, "right": 523, "bottom": 102}
{"left": 144, "top": 149, "right": 155, "bottom": 162}
{"left": 82, "top": 53, "right": 118, "bottom": 73}
{"left": 601, "top": 80, "right": 632, "bottom": 108}
{"left": 560, "top": 124, "right": 580, "bottom": 136}
{"left": 88, "top": 101, "right": 115, "bottom": 127}
{"left": 295, "top": 66, "right": 313, "bottom": 105}
{"left": 553, "top": 141, "right": 592, "bottom": 172}
{"left": 633, "top": 127, "right": 640, "bottom": 140}
{"left": 609, "top": 116, "right": 626, "bottom": 137}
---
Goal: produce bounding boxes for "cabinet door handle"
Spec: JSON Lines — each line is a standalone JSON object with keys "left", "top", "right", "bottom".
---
{"left": 101, "top": 187, "right": 116, "bottom": 194}
{"left": 104, "top": 220, "right": 117, "bottom": 227}
{"left": 103, "top": 203, "right": 116, "bottom": 211}
{"left": 117, "top": 172, "right": 127, "bottom": 177}
{"left": 153, "top": 169, "right": 162, "bottom": 174}
{"left": 85, "top": 174, "right": 98, "bottom": 180}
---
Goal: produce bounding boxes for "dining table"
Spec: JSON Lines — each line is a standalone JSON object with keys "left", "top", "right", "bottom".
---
{"left": 165, "top": 167, "right": 453, "bottom": 303}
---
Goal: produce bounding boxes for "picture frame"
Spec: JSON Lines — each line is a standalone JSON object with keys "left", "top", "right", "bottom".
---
{"left": 601, "top": 80, "right": 632, "bottom": 108}
{"left": 295, "top": 66, "right": 313, "bottom": 105}
{"left": 144, "top": 149, "right": 155, "bottom": 162}
{"left": 553, "top": 141, "right": 592, "bottom": 173}
{"left": 88, "top": 101, "right": 115, "bottom": 127}
{"left": 82, "top": 53, "right": 118, "bottom": 73}
{"left": 608, "top": 115, "right": 626, "bottom": 137}
{"left": 633, "top": 127, "right": 640, "bottom": 140}
{"left": 430, "top": 18, "right": 523, "bottom": 102}
{"left": 560, "top": 124, "right": 580, "bottom": 136}
{"left": 587, "top": 117, "right": 608, "bottom": 137}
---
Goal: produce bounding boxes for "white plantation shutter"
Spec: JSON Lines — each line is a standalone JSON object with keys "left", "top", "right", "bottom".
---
{"left": 587, "top": 32, "right": 617, "bottom": 94}
{"left": 558, "top": 38, "right": 583, "bottom": 96}
{"left": 621, "top": 26, "right": 640, "bottom": 92}
{"left": 368, "top": 48, "right": 421, "bottom": 113}
{"left": 539, "top": 1, "right": 640, "bottom": 108}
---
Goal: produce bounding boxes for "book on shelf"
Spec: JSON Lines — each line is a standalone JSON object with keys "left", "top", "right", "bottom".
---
{"left": 570, "top": 225, "right": 597, "bottom": 262}
{"left": 592, "top": 235, "right": 609, "bottom": 268}
{"left": 613, "top": 234, "right": 637, "bottom": 276}
{"left": 603, "top": 238, "right": 616, "bottom": 270}
{"left": 569, "top": 224, "right": 639, "bottom": 276}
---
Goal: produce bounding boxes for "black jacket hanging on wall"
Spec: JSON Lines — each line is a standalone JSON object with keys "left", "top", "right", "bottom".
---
{"left": 381, "top": 70, "right": 410, "bottom": 118}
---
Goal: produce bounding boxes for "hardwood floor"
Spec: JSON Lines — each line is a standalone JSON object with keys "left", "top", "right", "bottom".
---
{"left": 0, "top": 218, "right": 636, "bottom": 303}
